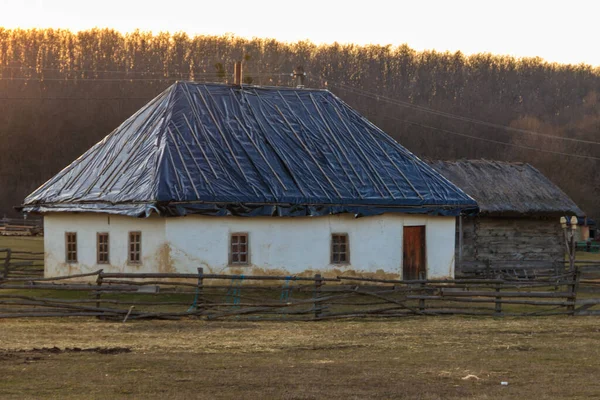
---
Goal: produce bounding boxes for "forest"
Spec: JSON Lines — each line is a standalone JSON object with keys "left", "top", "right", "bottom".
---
{"left": 1, "top": 28, "right": 599, "bottom": 217}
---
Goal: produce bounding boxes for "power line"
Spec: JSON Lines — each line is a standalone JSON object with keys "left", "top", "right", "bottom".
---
{"left": 0, "top": 70, "right": 291, "bottom": 80}
{"left": 390, "top": 116, "right": 600, "bottom": 161}
{"left": 1, "top": 65, "right": 292, "bottom": 77}
{"left": 0, "top": 68, "right": 593, "bottom": 144}
{"left": 308, "top": 76, "right": 599, "bottom": 160}
{"left": 5, "top": 70, "right": 595, "bottom": 160}
{"left": 0, "top": 72, "right": 296, "bottom": 99}
{"left": 0, "top": 77, "right": 213, "bottom": 82}
{"left": 0, "top": 73, "right": 291, "bottom": 83}
{"left": 319, "top": 77, "right": 600, "bottom": 146}
{"left": 0, "top": 97, "right": 152, "bottom": 100}
{"left": 320, "top": 80, "right": 600, "bottom": 159}
{"left": 1, "top": 66, "right": 223, "bottom": 76}
{"left": 2, "top": 65, "right": 214, "bottom": 75}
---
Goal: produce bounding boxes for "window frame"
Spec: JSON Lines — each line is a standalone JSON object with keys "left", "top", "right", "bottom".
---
{"left": 65, "top": 232, "right": 77, "bottom": 263}
{"left": 330, "top": 233, "right": 350, "bottom": 265}
{"left": 229, "top": 232, "right": 250, "bottom": 265}
{"left": 128, "top": 231, "right": 142, "bottom": 265}
{"left": 96, "top": 232, "right": 110, "bottom": 264}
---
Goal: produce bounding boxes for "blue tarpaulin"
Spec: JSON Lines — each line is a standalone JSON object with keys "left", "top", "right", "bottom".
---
{"left": 21, "top": 82, "right": 478, "bottom": 217}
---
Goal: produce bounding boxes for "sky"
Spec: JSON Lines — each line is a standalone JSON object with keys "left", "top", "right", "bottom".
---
{"left": 0, "top": 0, "right": 598, "bottom": 66}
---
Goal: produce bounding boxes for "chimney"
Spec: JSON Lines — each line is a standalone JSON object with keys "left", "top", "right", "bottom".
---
{"left": 234, "top": 61, "right": 243, "bottom": 86}
{"left": 293, "top": 66, "right": 306, "bottom": 88}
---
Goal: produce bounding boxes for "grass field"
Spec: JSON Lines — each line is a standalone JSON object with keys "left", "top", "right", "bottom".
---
{"left": 572, "top": 251, "right": 600, "bottom": 262}
{"left": 1, "top": 317, "right": 600, "bottom": 399}
{"left": 1, "top": 237, "right": 600, "bottom": 399}
{"left": 0, "top": 236, "right": 43, "bottom": 253}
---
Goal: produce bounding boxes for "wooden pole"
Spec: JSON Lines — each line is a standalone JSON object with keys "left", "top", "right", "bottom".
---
{"left": 100, "top": 272, "right": 338, "bottom": 282}
{"left": 494, "top": 287, "right": 502, "bottom": 316}
{"left": 3, "top": 248, "right": 11, "bottom": 279}
{"left": 197, "top": 267, "right": 204, "bottom": 312}
{"left": 96, "top": 269, "right": 103, "bottom": 310}
{"left": 458, "top": 215, "right": 463, "bottom": 269}
{"left": 419, "top": 282, "right": 426, "bottom": 312}
{"left": 570, "top": 229, "right": 576, "bottom": 272}
{"left": 563, "top": 224, "right": 575, "bottom": 273}
{"left": 314, "top": 273, "right": 322, "bottom": 319}
{"left": 123, "top": 306, "right": 135, "bottom": 323}
{"left": 568, "top": 266, "right": 581, "bottom": 315}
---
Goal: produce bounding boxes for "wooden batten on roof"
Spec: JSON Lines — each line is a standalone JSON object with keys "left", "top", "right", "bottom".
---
{"left": 428, "top": 159, "right": 584, "bottom": 217}
{"left": 20, "top": 82, "right": 477, "bottom": 218}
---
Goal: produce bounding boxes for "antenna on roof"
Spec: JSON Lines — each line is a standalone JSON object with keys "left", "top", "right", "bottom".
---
{"left": 233, "top": 61, "right": 243, "bottom": 87}
{"left": 292, "top": 66, "right": 306, "bottom": 88}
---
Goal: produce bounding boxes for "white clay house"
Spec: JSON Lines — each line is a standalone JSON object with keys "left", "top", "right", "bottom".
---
{"left": 20, "top": 81, "right": 477, "bottom": 279}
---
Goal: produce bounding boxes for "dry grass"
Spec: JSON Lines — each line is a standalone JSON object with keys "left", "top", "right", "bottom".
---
{"left": 0, "top": 236, "right": 43, "bottom": 253}
{"left": 1, "top": 237, "right": 599, "bottom": 398}
{"left": 0, "top": 317, "right": 599, "bottom": 399}
{"left": 574, "top": 251, "right": 600, "bottom": 262}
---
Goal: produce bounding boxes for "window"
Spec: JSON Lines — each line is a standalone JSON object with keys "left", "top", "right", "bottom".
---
{"left": 65, "top": 232, "right": 77, "bottom": 263}
{"left": 97, "top": 233, "right": 109, "bottom": 264}
{"left": 230, "top": 233, "right": 249, "bottom": 265}
{"left": 128, "top": 231, "right": 141, "bottom": 264}
{"left": 331, "top": 233, "right": 349, "bottom": 264}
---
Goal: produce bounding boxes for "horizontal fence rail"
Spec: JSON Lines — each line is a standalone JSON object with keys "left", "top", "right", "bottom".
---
{"left": 0, "top": 265, "right": 597, "bottom": 320}
{"left": 0, "top": 249, "right": 44, "bottom": 280}
{"left": 0, "top": 218, "right": 43, "bottom": 236}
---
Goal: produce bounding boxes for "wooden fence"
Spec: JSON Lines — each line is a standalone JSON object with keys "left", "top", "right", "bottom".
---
{"left": 459, "top": 260, "right": 565, "bottom": 279}
{"left": 0, "top": 248, "right": 44, "bottom": 279}
{"left": 0, "top": 266, "right": 596, "bottom": 320}
{"left": 0, "top": 218, "right": 43, "bottom": 236}
{"left": 569, "top": 261, "right": 600, "bottom": 316}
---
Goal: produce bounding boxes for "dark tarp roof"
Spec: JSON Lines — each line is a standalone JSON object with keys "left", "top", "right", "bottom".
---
{"left": 428, "top": 159, "right": 583, "bottom": 217}
{"left": 21, "top": 82, "right": 477, "bottom": 218}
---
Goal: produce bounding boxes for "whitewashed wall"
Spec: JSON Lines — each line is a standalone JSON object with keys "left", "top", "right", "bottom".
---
{"left": 43, "top": 213, "right": 166, "bottom": 277}
{"left": 43, "top": 213, "right": 456, "bottom": 279}
{"left": 166, "top": 213, "right": 455, "bottom": 278}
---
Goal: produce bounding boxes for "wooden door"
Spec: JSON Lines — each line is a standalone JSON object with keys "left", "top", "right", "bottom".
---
{"left": 403, "top": 226, "right": 426, "bottom": 280}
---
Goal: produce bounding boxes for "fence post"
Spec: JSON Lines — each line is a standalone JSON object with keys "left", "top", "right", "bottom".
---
{"left": 419, "top": 282, "right": 426, "bottom": 312}
{"left": 3, "top": 248, "right": 11, "bottom": 279}
{"left": 567, "top": 266, "right": 581, "bottom": 315}
{"left": 196, "top": 267, "right": 204, "bottom": 312}
{"left": 96, "top": 269, "right": 104, "bottom": 310}
{"left": 314, "top": 273, "right": 322, "bottom": 319}
{"left": 494, "top": 287, "right": 502, "bottom": 316}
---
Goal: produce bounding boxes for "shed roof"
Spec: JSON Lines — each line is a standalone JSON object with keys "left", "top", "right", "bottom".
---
{"left": 428, "top": 159, "right": 583, "bottom": 217}
{"left": 21, "top": 82, "right": 476, "bottom": 218}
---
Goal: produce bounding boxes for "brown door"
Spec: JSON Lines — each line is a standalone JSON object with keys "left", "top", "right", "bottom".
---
{"left": 403, "top": 226, "right": 426, "bottom": 280}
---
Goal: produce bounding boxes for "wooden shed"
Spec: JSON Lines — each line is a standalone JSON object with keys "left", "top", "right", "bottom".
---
{"left": 428, "top": 160, "right": 584, "bottom": 275}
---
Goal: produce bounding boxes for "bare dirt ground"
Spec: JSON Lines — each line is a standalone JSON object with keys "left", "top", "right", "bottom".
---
{"left": 0, "top": 317, "right": 599, "bottom": 399}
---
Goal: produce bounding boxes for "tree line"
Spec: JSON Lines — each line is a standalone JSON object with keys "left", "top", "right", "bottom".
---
{"left": 1, "top": 28, "right": 599, "bottom": 217}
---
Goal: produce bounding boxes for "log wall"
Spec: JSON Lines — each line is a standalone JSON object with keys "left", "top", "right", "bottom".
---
{"left": 458, "top": 216, "right": 565, "bottom": 268}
